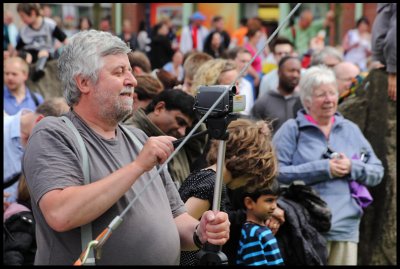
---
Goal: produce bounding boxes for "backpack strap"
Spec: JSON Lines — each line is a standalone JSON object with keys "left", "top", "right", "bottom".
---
{"left": 119, "top": 124, "right": 143, "bottom": 151}
{"left": 29, "top": 89, "right": 40, "bottom": 107}
{"left": 119, "top": 124, "right": 165, "bottom": 175}
{"left": 60, "top": 116, "right": 95, "bottom": 265}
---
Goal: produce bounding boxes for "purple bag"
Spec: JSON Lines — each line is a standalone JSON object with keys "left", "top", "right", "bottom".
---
{"left": 349, "top": 153, "right": 373, "bottom": 209}
{"left": 349, "top": 180, "right": 373, "bottom": 209}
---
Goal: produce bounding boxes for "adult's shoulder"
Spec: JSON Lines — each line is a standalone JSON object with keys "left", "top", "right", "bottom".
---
{"left": 120, "top": 123, "right": 149, "bottom": 143}
{"left": 33, "top": 115, "right": 68, "bottom": 132}
{"left": 30, "top": 116, "right": 76, "bottom": 143}
{"left": 278, "top": 117, "right": 299, "bottom": 131}
{"left": 43, "top": 17, "right": 57, "bottom": 29}
{"left": 272, "top": 115, "right": 301, "bottom": 142}
{"left": 179, "top": 169, "right": 215, "bottom": 194}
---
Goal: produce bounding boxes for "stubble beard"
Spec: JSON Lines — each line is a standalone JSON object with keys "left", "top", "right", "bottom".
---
{"left": 95, "top": 89, "right": 133, "bottom": 125}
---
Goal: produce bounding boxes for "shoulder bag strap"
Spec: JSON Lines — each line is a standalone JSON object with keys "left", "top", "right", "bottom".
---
{"left": 60, "top": 116, "right": 95, "bottom": 265}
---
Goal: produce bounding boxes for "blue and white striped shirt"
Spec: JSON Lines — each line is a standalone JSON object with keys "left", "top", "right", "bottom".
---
{"left": 236, "top": 222, "right": 284, "bottom": 266}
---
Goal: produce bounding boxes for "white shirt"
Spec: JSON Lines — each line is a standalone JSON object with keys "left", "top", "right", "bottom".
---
{"left": 179, "top": 25, "right": 209, "bottom": 54}
{"left": 344, "top": 29, "right": 371, "bottom": 71}
{"left": 238, "top": 77, "right": 255, "bottom": 115}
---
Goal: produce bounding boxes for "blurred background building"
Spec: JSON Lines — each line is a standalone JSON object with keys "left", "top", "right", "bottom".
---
{"left": 4, "top": 3, "right": 378, "bottom": 49}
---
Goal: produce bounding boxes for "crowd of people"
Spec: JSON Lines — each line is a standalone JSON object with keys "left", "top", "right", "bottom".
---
{"left": 3, "top": 2, "right": 395, "bottom": 266}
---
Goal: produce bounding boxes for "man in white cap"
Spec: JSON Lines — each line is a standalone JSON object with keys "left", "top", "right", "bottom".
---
{"left": 179, "top": 11, "right": 209, "bottom": 54}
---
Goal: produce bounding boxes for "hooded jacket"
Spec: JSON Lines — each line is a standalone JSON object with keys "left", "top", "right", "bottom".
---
{"left": 272, "top": 109, "right": 384, "bottom": 242}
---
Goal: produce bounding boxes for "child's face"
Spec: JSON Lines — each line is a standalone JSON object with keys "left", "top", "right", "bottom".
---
{"left": 251, "top": 194, "right": 278, "bottom": 222}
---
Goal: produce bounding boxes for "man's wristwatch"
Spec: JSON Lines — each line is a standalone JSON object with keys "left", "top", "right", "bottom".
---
{"left": 193, "top": 223, "right": 204, "bottom": 249}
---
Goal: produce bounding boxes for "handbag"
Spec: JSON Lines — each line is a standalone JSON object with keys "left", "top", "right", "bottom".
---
{"left": 349, "top": 150, "right": 373, "bottom": 209}
{"left": 349, "top": 180, "right": 373, "bottom": 209}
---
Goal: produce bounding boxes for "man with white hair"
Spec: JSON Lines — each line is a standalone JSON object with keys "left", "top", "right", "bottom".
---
{"left": 22, "top": 30, "right": 229, "bottom": 265}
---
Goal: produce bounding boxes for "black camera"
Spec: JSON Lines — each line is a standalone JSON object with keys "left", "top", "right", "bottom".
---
{"left": 193, "top": 85, "right": 246, "bottom": 140}
{"left": 193, "top": 85, "right": 245, "bottom": 118}
{"left": 322, "top": 146, "right": 340, "bottom": 159}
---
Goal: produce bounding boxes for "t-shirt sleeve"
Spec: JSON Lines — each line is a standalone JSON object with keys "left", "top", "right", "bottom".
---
{"left": 179, "top": 170, "right": 215, "bottom": 202}
{"left": 22, "top": 117, "right": 85, "bottom": 205}
{"left": 160, "top": 165, "right": 186, "bottom": 218}
{"left": 52, "top": 26, "right": 67, "bottom": 42}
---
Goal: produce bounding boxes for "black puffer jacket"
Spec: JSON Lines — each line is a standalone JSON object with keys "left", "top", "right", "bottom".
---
{"left": 274, "top": 182, "right": 331, "bottom": 266}
{"left": 3, "top": 210, "right": 36, "bottom": 265}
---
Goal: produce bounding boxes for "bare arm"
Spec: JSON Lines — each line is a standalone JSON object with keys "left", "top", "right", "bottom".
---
{"left": 184, "top": 196, "right": 211, "bottom": 220}
{"left": 39, "top": 136, "right": 175, "bottom": 232}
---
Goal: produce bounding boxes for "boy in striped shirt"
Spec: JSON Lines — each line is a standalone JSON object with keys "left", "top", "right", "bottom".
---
{"left": 236, "top": 180, "right": 284, "bottom": 265}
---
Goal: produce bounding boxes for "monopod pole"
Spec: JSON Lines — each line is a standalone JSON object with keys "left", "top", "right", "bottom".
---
{"left": 197, "top": 139, "right": 229, "bottom": 265}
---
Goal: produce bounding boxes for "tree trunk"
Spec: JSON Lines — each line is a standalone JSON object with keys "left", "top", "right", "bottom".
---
{"left": 338, "top": 69, "right": 397, "bottom": 265}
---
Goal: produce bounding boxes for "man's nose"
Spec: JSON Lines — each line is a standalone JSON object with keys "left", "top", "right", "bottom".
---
{"left": 125, "top": 71, "right": 137, "bottom": 87}
{"left": 177, "top": 126, "right": 187, "bottom": 138}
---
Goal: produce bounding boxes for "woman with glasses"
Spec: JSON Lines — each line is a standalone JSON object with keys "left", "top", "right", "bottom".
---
{"left": 272, "top": 65, "right": 384, "bottom": 265}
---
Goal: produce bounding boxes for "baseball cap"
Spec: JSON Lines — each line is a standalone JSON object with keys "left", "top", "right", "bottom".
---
{"left": 191, "top": 11, "right": 205, "bottom": 21}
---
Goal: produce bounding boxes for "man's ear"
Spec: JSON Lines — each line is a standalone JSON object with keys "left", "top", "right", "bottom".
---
{"left": 133, "top": 66, "right": 143, "bottom": 75}
{"left": 74, "top": 75, "right": 92, "bottom": 94}
{"left": 34, "top": 114, "right": 45, "bottom": 123}
{"left": 154, "top": 101, "right": 166, "bottom": 115}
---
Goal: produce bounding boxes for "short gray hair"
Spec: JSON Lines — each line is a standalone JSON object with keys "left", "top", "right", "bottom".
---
{"left": 58, "top": 30, "right": 131, "bottom": 106}
{"left": 310, "top": 46, "right": 343, "bottom": 67}
{"left": 299, "top": 65, "right": 338, "bottom": 113}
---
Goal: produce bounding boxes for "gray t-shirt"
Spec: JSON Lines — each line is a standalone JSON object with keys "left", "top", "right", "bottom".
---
{"left": 22, "top": 111, "right": 186, "bottom": 265}
{"left": 251, "top": 90, "right": 301, "bottom": 134}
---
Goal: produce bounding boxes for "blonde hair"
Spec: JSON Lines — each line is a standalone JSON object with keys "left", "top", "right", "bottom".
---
{"left": 183, "top": 52, "right": 212, "bottom": 80}
{"left": 206, "top": 118, "right": 278, "bottom": 192}
{"left": 135, "top": 74, "right": 164, "bottom": 97}
{"left": 17, "top": 174, "right": 30, "bottom": 203}
{"left": 191, "top": 59, "right": 237, "bottom": 96}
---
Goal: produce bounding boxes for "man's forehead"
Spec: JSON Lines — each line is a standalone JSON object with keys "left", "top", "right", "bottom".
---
{"left": 102, "top": 54, "right": 130, "bottom": 66}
